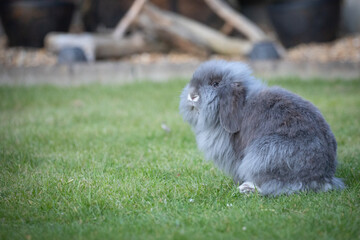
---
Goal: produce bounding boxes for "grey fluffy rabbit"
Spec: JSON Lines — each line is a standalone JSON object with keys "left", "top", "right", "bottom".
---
{"left": 179, "top": 60, "right": 344, "bottom": 196}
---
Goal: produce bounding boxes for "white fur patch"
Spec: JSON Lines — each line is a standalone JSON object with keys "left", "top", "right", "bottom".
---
{"left": 239, "top": 182, "right": 259, "bottom": 194}
{"left": 188, "top": 93, "right": 199, "bottom": 102}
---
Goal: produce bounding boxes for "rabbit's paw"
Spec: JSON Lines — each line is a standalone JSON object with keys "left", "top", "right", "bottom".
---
{"left": 238, "top": 182, "right": 259, "bottom": 194}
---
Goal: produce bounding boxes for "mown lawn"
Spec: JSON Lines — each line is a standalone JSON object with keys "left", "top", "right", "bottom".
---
{"left": 0, "top": 78, "right": 359, "bottom": 240}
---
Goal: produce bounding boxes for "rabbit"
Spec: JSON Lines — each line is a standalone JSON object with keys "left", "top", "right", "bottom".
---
{"left": 179, "top": 60, "right": 345, "bottom": 196}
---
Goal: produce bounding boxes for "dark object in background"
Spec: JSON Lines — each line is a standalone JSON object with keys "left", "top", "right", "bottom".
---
{"left": 81, "top": 0, "right": 131, "bottom": 31}
{"left": 81, "top": 0, "right": 223, "bottom": 32}
{"left": 239, "top": 3, "right": 274, "bottom": 35}
{"left": 268, "top": 0, "right": 341, "bottom": 48}
{"left": 0, "top": 0, "right": 75, "bottom": 47}
{"left": 58, "top": 47, "right": 87, "bottom": 64}
{"left": 249, "top": 41, "right": 281, "bottom": 60}
{"left": 342, "top": 0, "right": 360, "bottom": 34}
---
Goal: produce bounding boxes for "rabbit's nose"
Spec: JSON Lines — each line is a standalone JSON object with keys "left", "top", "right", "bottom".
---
{"left": 188, "top": 93, "right": 199, "bottom": 102}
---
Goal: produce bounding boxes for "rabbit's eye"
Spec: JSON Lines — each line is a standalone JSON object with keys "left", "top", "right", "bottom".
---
{"left": 210, "top": 76, "right": 221, "bottom": 87}
{"left": 211, "top": 81, "right": 220, "bottom": 87}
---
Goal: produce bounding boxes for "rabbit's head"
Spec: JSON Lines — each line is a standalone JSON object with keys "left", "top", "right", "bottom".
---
{"left": 180, "top": 60, "right": 263, "bottom": 133}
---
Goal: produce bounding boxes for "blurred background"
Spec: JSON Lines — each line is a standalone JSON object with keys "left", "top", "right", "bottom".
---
{"left": 0, "top": 0, "right": 359, "bottom": 67}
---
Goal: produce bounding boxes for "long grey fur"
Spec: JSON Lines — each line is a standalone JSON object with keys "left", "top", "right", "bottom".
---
{"left": 179, "top": 60, "right": 345, "bottom": 196}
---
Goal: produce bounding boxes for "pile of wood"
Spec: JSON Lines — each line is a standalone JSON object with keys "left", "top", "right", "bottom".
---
{"left": 287, "top": 34, "right": 360, "bottom": 63}
{"left": 45, "top": 0, "right": 272, "bottom": 61}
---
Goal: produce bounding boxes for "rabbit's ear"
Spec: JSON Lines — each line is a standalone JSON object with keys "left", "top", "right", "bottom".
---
{"left": 219, "top": 82, "right": 246, "bottom": 133}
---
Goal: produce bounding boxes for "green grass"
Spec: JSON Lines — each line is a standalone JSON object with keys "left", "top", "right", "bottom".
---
{"left": 0, "top": 78, "right": 359, "bottom": 240}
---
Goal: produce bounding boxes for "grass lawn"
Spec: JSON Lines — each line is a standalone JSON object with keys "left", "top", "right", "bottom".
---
{"left": 0, "top": 78, "right": 359, "bottom": 240}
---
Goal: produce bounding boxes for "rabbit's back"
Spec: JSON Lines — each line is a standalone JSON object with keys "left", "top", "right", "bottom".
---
{"left": 234, "top": 87, "right": 342, "bottom": 195}
{"left": 239, "top": 87, "right": 336, "bottom": 151}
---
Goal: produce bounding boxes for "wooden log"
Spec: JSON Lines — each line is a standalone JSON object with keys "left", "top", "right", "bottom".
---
{"left": 138, "top": 3, "right": 253, "bottom": 56}
{"left": 46, "top": 2, "right": 254, "bottom": 59}
{"left": 112, "top": 0, "right": 148, "bottom": 40}
{"left": 45, "top": 32, "right": 168, "bottom": 60}
{"left": 204, "top": 0, "right": 267, "bottom": 42}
